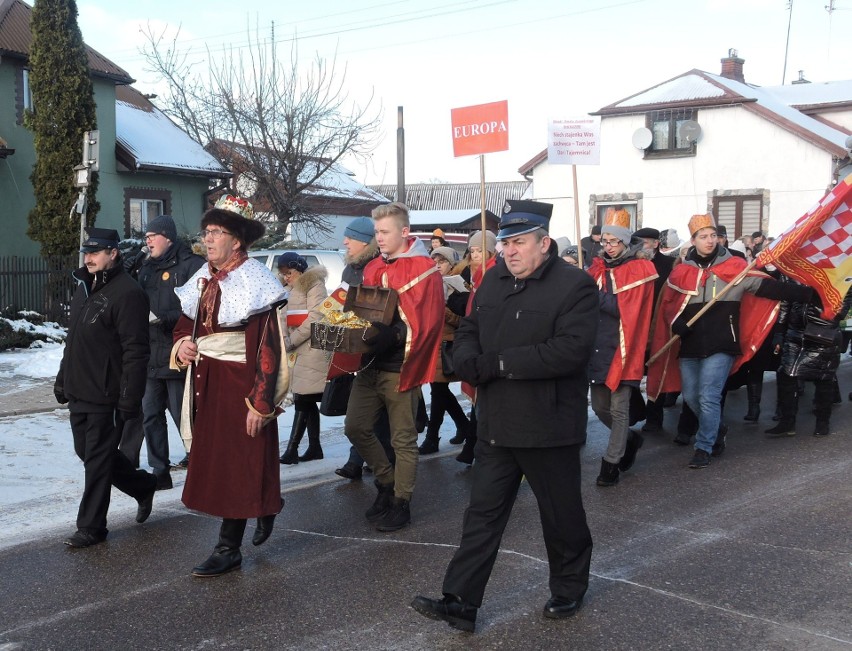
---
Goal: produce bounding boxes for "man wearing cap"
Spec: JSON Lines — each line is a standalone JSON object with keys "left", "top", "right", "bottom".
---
{"left": 119, "top": 215, "right": 205, "bottom": 489}
{"left": 54, "top": 227, "right": 157, "bottom": 548}
{"left": 587, "top": 214, "right": 657, "bottom": 486}
{"left": 412, "top": 199, "right": 598, "bottom": 632}
{"left": 581, "top": 225, "right": 602, "bottom": 266}
{"left": 715, "top": 225, "right": 745, "bottom": 259}
{"left": 344, "top": 203, "right": 444, "bottom": 532}
{"left": 173, "top": 195, "right": 287, "bottom": 576}
{"left": 647, "top": 214, "right": 813, "bottom": 468}
{"left": 751, "top": 231, "right": 766, "bottom": 256}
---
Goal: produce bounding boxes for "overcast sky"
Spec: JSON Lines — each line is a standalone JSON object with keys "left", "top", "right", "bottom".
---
{"left": 76, "top": 0, "right": 852, "bottom": 185}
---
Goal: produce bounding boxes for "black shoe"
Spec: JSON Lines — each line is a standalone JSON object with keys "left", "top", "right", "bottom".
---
{"left": 411, "top": 595, "right": 477, "bottom": 632}
{"left": 298, "top": 446, "right": 323, "bottom": 462}
{"left": 641, "top": 421, "right": 661, "bottom": 433}
{"left": 449, "top": 430, "right": 466, "bottom": 445}
{"left": 418, "top": 437, "right": 440, "bottom": 455}
{"left": 813, "top": 421, "right": 831, "bottom": 437}
{"left": 375, "top": 496, "right": 410, "bottom": 532}
{"left": 365, "top": 481, "right": 395, "bottom": 522}
{"left": 335, "top": 461, "right": 363, "bottom": 480}
{"left": 673, "top": 431, "right": 692, "bottom": 446}
{"left": 617, "top": 430, "right": 643, "bottom": 472}
{"left": 191, "top": 547, "right": 242, "bottom": 577}
{"left": 155, "top": 472, "right": 173, "bottom": 491}
{"left": 64, "top": 529, "right": 106, "bottom": 548}
{"left": 173, "top": 454, "right": 189, "bottom": 470}
{"left": 456, "top": 443, "right": 475, "bottom": 465}
{"left": 765, "top": 421, "right": 796, "bottom": 438}
{"left": 596, "top": 458, "right": 620, "bottom": 487}
{"left": 543, "top": 596, "right": 583, "bottom": 619}
{"left": 279, "top": 444, "right": 299, "bottom": 465}
{"left": 136, "top": 483, "right": 156, "bottom": 523}
{"left": 688, "top": 449, "right": 711, "bottom": 469}
{"left": 744, "top": 404, "right": 760, "bottom": 421}
{"left": 252, "top": 514, "right": 276, "bottom": 546}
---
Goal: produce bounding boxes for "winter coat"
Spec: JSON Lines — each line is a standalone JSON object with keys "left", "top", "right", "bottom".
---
{"left": 341, "top": 241, "right": 379, "bottom": 287}
{"left": 453, "top": 253, "right": 598, "bottom": 448}
{"left": 775, "top": 277, "right": 850, "bottom": 381}
{"left": 55, "top": 264, "right": 149, "bottom": 413}
{"left": 284, "top": 266, "right": 331, "bottom": 396}
{"left": 137, "top": 241, "right": 205, "bottom": 379}
{"left": 433, "top": 275, "right": 469, "bottom": 384}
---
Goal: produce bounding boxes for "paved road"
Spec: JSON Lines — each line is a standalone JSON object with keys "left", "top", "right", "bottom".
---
{"left": 1, "top": 366, "right": 851, "bottom": 650}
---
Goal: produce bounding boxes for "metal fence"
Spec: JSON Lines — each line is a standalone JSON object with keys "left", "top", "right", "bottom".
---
{"left": 0, "top": 255, "right": 77, "bottom": 326}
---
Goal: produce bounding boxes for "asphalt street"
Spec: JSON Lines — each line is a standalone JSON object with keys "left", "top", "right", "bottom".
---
{"left": 1, "top": 365, "right": 850, "bottom": 651}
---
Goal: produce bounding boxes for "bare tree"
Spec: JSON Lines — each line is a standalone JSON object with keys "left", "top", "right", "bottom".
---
{"left": 142, "top": 23, "right": 382, "bottom": 239}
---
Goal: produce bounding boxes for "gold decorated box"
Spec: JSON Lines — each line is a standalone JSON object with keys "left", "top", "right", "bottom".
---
{"left": 310, "top": 285, "right": 398, "bottom": 354}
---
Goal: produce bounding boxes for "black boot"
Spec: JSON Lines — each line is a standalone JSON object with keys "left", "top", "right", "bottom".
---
{"left": 596, "top": 458, "right": 620, "bottom": 487}
{"left": 418, "top": 425, "right": 440, "bottom": 455}
{"left": 192, "top": 518, "right": 246, "bottom": 577}
{"left": 765, "top": 419, "right": 796, "bottom": 437}
{"left": 744, "top": 380, "right": 762, "bottom": 421}
{"left": 252, "top": 507, "right": 280, "bottom": 547}
{"left": 618, "top": 430, "right": 644, "bottom": 472}
{"left": 365, "top": 480, "right": 395, "bottom": 522}
{"left": 280, "top": 409, "right": 308, "bottom": 464}
{"left": 298, "top": 408, "right": 323, "bottom": 462}
{"left": 375, "top": 496, "right": 411, "bottom": 532}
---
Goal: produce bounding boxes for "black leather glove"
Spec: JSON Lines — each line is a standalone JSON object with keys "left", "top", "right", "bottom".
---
{"left": 454, "top": 356, "right": 480, "bottom": 385}
{"left": 671, "top": 319, "right": 692, "bottom": 338}
{"left": 53, "top": 385, "right": 68, "bottom": 405}
{"left": 476, "top": 351, "right": 503, "bottom": 384}
{"left": 365, "top": 322, "right": 401, "bottom": 355}
{"left": 115, "top": 408, "right": 141, "bottom": 428}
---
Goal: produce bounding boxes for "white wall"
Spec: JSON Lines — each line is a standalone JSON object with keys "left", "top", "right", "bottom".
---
{"left": 531, "top": 105, "right": 837, "bottom": 241}
{"left": 815, "top": 109, "right": 852, "bottom": 132}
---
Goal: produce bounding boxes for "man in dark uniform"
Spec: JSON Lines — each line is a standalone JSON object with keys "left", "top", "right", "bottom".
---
{"left": 54, "top": 227, "right": 156, "bottom": 548}
{"left": 411, "top": 200, "right": 598, "bottom": 632}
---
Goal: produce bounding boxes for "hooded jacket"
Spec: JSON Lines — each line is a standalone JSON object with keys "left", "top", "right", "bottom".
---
{"left": 283, "top": 265, "right": 331, "bottom": 395}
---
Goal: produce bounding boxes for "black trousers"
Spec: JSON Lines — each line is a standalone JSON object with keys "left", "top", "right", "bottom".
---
{"left": 70, "top": 411, "right": 156, "bottom": 535}
{"left": 442, "top": 440, "right": 592, "bottom": 607}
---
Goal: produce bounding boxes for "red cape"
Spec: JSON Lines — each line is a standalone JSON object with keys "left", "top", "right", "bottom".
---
{"left": 588, "top": 256, "right": 657, "bottom": 391}
{"left": 647, "top": 257, "right": 780, "bottom": 399}
{"left": 363, "top": 238, "right": 445, "bottom": 392}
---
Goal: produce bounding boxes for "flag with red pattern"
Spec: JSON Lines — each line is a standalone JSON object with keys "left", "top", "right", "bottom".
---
{"left": 757, "top": 175, "right": 852, "bottom": 319}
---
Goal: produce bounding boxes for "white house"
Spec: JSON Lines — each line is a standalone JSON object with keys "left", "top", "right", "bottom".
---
{"left": 520, "top": 51, "right": 852, "bottom": 243}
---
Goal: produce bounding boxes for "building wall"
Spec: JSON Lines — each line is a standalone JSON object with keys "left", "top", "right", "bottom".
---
{"left": 532, "top": 105, "right": 836, "bottom": 241}
{"left": 814, "top": 108, "right": 852, "bottom": 131}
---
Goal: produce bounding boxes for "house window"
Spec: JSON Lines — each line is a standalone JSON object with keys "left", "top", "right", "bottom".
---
{"left": 22, "top": 69, "right": 32, "bottom": 111}
{"left": 595, "top": 202, "right": 638, "bottom": 231}
{"left": 713, "top": 195, "right": 762, "bottom": 239}
{"left": 645, "top": 109, "right": 697, "bottom": 159}
{"left": 124, "top": 187, "right": 171, "bottom": 237}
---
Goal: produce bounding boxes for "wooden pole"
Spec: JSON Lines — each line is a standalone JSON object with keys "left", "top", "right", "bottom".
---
{"left": 480, "top": 155, "right": 487, "bottom": 259}
{"left": 572, "top": 165, "right": 583, "bottom": 268}
{"left": 396, "top": 107, "right": 405, "bottom": 204}
{"left": 647, "top": 257, "right": 761, "bottom": 365}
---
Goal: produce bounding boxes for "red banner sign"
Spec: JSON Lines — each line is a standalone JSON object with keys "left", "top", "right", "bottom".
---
{"left": 450, "top": 100, "right": 509, "bottom": 157}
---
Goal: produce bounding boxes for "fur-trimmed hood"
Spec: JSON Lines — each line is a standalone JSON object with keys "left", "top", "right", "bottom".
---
{"left": 345, "top": 239, "right": 379, "bottom": 270}
{"left": 292, "top": 265, "right": 328, "bottom": 293}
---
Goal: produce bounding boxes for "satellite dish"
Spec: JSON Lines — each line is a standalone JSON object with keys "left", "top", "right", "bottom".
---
{"left": 632, "top": 127, "right": 653, "bottom": 150}
{"left": 679, "top": 120, "right": 703, "bottom": 144}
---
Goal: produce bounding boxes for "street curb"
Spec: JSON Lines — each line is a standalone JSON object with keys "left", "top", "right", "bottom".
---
{"left": 0, "top": 405, "right": 66, "bottom": 418}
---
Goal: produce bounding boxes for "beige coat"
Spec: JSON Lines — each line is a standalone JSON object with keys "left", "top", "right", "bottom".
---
{"left": 283, "top": 266, "right": 331, "bottom": 396}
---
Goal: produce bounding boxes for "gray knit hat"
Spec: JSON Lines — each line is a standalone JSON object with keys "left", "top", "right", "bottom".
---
{"left": 146, "top": 214, "right": 177, "bottom": 243}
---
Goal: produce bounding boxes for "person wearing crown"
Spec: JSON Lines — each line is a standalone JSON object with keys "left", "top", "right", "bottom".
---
{"left": 171, "top": 194, "right": 288, "bottom": 577}
{"left": 587, "top": 210, "right": 658, "bottom": 486}
{"left": 647, "top": 214, "right": 814, "bottom": 469}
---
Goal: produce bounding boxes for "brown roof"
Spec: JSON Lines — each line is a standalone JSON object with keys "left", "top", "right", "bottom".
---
{"left": 368, "top": 181, "right": 530, "bottom": 214}
{"left": 0, "top": 0, "right": 133, "bottom": 83}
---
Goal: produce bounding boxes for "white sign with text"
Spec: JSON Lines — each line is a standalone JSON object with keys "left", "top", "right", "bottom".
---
{"left": 547, "top": 117, "right": 601, "bottom": 165}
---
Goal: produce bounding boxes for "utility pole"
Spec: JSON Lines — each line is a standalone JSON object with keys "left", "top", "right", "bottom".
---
{"left": 782, "top": 0, "right": 794, "bottom": 84}
{"left": 396, "top": 107, "right": 405, "bottom": 205}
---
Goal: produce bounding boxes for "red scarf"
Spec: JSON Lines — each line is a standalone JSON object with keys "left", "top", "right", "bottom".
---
{"left": 201, "top": 251, "right": 248, "bottom": 331}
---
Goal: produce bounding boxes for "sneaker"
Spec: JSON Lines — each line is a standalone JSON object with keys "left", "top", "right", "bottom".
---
{"left": 688, "top": 449, "right": 711, "bottom": 469}
{"left": 375, "top": 497, "right": 410, "bottom": 532}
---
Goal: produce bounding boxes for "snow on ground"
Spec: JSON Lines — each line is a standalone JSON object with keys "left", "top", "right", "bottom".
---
{"left": 0, "top": 344, "right": 469, "bottom": 551}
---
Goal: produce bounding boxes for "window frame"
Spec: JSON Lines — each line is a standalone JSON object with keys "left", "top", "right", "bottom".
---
{"left": 712, "top": 194, "right": 763, "bottom": 240}
{"left": 644, "top": 108, "right": 698, "bottom": 159}
{"left": 123, "top": 187, "right": 172, "bottom": 237}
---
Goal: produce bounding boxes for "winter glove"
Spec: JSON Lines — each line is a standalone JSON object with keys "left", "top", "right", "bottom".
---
{"left": 476, "top": 351, "right": 504, "bottom": 384}
{"left": 671, "top": 318, "right": 692, "bottom": 338}
{"left": 365, "top": 322, "right": 401, "bottom": 355}
{"left": 115, "top": 408, "right": 141, "bottom": 429}
{"left": 454, "top": 355, "right": 480, "bottom": 385}
{"left": 53, "top": 385, "right": 68, "bottom": 405}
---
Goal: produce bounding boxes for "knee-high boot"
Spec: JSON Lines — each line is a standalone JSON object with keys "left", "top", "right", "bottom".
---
{"left": 299, "top": 408, "right": 323, "bottom": 461}
{"left": 192, "top": 518, "right": 246, "bottom": 577}
{"left": 280, "top": 409, "right": 309, "bottom": 464}
{"left": 745, "top": 378, "right": 763, "bottom": 421}
{"left": 456, "top": 409, "right": 477, "bottom": 465}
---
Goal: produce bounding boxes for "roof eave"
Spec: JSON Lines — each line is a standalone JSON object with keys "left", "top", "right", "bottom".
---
{"left": 123, "top": 161, "right": 233, "bottom": 179}
{"left": 741, "top": 103, "right": 848, "bottom": 157}
{"left": 592, "top": 96, "right": 756, "bottom": 117}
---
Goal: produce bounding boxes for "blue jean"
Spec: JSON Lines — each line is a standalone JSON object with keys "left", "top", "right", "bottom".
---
{"left": 679, "top": 353, "right": 735, "bottom": 454}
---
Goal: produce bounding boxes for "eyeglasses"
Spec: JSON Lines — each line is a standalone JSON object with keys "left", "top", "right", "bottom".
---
{"left": 600, "top": 239, "right": 622, "bottom": 248}
{"left": 197, "top": 229, "right": 233, "bottom": 240}
{"left": 143, "top": 233, "right": 160, "bottom": 242}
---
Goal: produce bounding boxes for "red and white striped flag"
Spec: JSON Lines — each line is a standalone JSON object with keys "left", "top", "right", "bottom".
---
{"left": 757, "top": 174, "right": 852, "bottom": 319}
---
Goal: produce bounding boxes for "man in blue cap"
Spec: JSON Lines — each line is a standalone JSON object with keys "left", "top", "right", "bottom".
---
{"left": 54, "top": 227, "right": 157, "bottom": 547}
{"left": 412, "top": 199, "right": 598, "bottom": 632}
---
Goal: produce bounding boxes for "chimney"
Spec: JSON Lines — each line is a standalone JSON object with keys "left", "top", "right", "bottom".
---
{"left": 720, "top": 48, "right": 745, "bottom": 83}
{"left": 792, "top": 70, "right": 810, "bottom": 85}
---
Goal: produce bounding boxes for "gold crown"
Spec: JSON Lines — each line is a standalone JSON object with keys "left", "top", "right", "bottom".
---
{"left": 604, "top": 207, "right": 631, "bottom": 229}
{"left": 688, "top": 213, "right": 716, "bottom": 236}
{"left": 213, "top": 194, "right": 255, "bottom": 220}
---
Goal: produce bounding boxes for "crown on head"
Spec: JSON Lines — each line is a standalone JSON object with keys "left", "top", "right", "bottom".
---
{"left": 604, "top": 207, "right": 631, "bottom": 229}
{"left": 688, "top": 213, "right": 716, "bottom": 236}
{"left": 214, "top": 194, "right": 254, "bottom": 220}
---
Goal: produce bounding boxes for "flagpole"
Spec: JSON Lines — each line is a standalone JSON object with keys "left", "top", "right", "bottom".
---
{"left": 647, "top": 256, "right": 762, "bottom": 365}
{"left": 573, "top": 164, "right": 583, "bottom": 268}
{"left": 480, "top": 155, "right": 487, "bottom": 259}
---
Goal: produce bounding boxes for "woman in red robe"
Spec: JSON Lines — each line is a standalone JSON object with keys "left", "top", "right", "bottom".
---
{"left": 172, "top": 195, "right": 287, "bottom": 577}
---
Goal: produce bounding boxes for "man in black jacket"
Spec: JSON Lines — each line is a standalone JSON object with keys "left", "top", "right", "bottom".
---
{"left": 412, "top": 200, "right": 598, "bottom": 632}
{"left": 54, "top": 228, "right": 156, "bottom": 548}
{"left": 119, "top": 215, "right": 204, "bottom": 488}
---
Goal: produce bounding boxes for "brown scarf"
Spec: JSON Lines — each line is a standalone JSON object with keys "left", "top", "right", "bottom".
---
{"left": 200, "top": 250, "right": 248, "bottom": 331}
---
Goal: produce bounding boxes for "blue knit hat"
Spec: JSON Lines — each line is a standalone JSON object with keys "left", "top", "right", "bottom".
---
{"left": 344, "top": 216, "right": 375, "bottom": 244}
{"left": 276, "top": 252, "right": 308, "bottom": 273}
